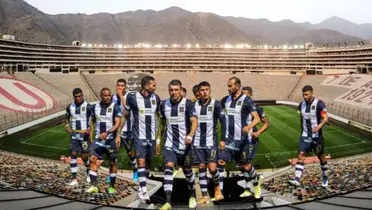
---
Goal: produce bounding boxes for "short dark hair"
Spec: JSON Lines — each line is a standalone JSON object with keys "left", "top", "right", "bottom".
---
{"left": 117, "top": 78, "right": 126, "bottom": 85}
{"left": 302, "top": 85, "right": 313, "bottom": 92}
{"left": 229, "top": 77, "right": 241, "bottom": 86}
{"left": 181, "top": 87, "right": 187, "bottom": 93}
{"left": 100, "top": 87, "right": 111, "bottom": 94}
{"left": 141, "top": 76, "right": 155, "bottom": 89}
{"left": 192, "top": 85, "right": 199, "bottom": 94}
{"left": 242, "top": 86, "right": 253, "bottom": 95}
{"left": 72, "top": 88, "right": 82, "bottom": 95}
{"left": 169, "top": 79, "right": 182, "bottom": 87}
{"left": 198, "top": 81, "right": 210, "bottom": 89}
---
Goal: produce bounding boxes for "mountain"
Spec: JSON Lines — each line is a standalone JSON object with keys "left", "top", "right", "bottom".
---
{"left": 0, "top": 0, "right": 368, "bottom": 45}
{"left": 313, "top": 16, "right": 372, "bottom": 39}
{"left": 0, "top": 0, "right": 67, "bottom": 43}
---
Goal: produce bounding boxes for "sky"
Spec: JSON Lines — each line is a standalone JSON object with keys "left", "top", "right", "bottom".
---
{"left": 24, "top": 0, "right": 372, "bottom": 24}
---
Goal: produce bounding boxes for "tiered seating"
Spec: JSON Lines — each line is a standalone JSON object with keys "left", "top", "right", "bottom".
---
{"left": 82, "top": 73, "right": 125, "bottom": 98}
{"left": 0, "top": 152, "right": 138, "bottom": 204}
{"left": 0, "top": 73, "right": 71, "bottom": 131}
{"left": 290, "top": 75, "right": 372, "bottom": 126}
{"left": 263, "top": 154, "right": 372, "bottom": 202}
{"left": 36, "top": 73, "right": 96, "bottom": 101}
{"left": 236, "top": 73, "right": 300, "bottom": 100}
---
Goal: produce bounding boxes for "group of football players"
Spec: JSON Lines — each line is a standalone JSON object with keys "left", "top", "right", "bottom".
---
{"left": 64, "top": 75, "right": 329, "bottom": 210}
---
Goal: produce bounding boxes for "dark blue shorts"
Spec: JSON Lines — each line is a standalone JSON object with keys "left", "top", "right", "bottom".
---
{"left": 134, "top": 139, "right": 156, "bottom": 160}
{"left": 90, "top": 139, "right": 118, "bottom": 161}
{"left": 163, "top": 147, "right": 192, "bottom": 167}
{"left": 120, "top": 131, "right": 133, "bottom": 152}
{"left": 193, "top": 147, "right": 218, "bottom": 164}
{"left": 218, "top": 142, "right": 258, "bottom": 164}
{"left": 69, "top": 132, "right": 90, "bottom": 153}
{"left": 298, "top": 136, "right": 324, "bottom": 154}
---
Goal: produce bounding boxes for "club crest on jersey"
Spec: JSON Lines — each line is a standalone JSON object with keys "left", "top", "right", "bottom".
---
{"left": 82, "top": 107, "right": 86, "bottom": 112}
{"left": 152, "top": 99, "right": 156, "bottom": 105}
{"left": 108, "top": 108, "right": 112, "bottom": 113}
{"left": 208, "top": 106, "right": 213, "bottom": 112}
{"left": 311, "top": 105, "right": 316, "bottom": 110}
{"left": 179, "top": 107, "right": 185, "bottom": 113}
{"left": 140, "top": 109, "right": 144, "bottom": 114}
{"left": 237, "top": 101, "right": 242, "bottom": 106}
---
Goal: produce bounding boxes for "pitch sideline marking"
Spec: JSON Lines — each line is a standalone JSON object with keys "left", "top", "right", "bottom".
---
{"left": 22, "top": 126, "right": 63, "bottom": 144}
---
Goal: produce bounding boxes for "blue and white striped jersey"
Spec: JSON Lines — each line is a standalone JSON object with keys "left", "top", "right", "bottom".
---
{"left": 92, "top": 102, "right": 122, "bottom": 140}
{"left": 193, "top": 98, "right": 224, "bottom": 148}
{"left": 160, "top": 97, "right": 197, "bottom": 151}
{"left": 112, "top": 93, "right": 133, "bottom": 132}
{"left": 298, "top": 98, "right": 326, "bottom": 138}
{"left": 66, "top": 101, "right": 93, "bottom": 131}
{"left": 125, "top": 92, "right": 161, "bottom": 141}
{"left": 221, "top": 94, "right": 257, "bottom": 149}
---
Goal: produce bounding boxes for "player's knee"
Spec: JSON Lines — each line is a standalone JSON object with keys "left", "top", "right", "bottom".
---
{"left": 137, "top": 159, "right": 146, "bottom": 168}
{"left": 298, "top": 152, "right": 305, "bottom": 160}
{"left": 127, "top": 151, "right": 133, "bottom": 157}
{"left": 242, "top": 163, "right": 252, "bottom": 171}
{"left": 90, "top": 156, "right": 97, "bottom": 163}
{"left": 318, "top": 153, "right": 325, "bottom": 161}
{"left": 208, "top": 163, "right": 217, "bottom": 173}
{"left": 70, "top": 151, "right": 77, "bottom": 157}
{"left": 81, "top": 152, "right": 89, "bottom": 159}
{"left": 165, "top": 162, "right": 175, "bottom": 168}
{"left": 109, "top": 160, "right": 117, "bottom": 168}
{"left": 199, "top": 164, "right": 206, "bottom": 169}
{"left": 218, "top": 159, "right": 225, "bottom": 166}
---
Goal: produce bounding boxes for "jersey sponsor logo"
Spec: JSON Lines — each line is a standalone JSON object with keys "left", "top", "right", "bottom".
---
{"left": 140, "top": 108, "right": 154, "bottom": 115}
{"left": 227, "top": 108, "right": 239, "bottom": 115}
{"left": 0, "top": 77, "right": 56, "bottom": 112}
{"left": 168, "top": 117, "right": 184, "bottom": 124}
{"left": 198, "top": 115, "right": 213, "bottom": 123}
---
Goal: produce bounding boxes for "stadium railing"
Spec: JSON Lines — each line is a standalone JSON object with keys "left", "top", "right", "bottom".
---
{"left": 0, "top": 100, "right": 99, "bottom": 136}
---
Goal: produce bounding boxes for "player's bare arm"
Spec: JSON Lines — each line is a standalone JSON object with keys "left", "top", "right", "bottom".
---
{"left": 64, "top": 114, "right": 72, "bottom": 134}
{"left": 251, "top": 116, "right": 270, "bottom": 138}
{"left": 313, "top": 112, "right": 329, "bottom": 133}
{"left": 90, "top": 118, "right": 95, "bottom": 143}
{"left": 242, "top": 111, "right": 260, "bottom": 133}
{"left": 186, "top": 116, "right": 198, "bottom": 144}
{"left": 156, "top": 112, "right": 164, "bottom": 155}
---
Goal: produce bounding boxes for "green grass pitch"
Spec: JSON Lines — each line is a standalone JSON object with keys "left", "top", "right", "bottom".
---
{"left": 1, "top": 105, "right": 371, "bottom": 170}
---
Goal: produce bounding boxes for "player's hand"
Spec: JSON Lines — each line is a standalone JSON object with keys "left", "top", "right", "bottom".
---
{"left": 219, "top": 141, "right": 225, "bottom": 150}
{"left": 242, "top": 125, "right": 252, "bottom": 133}
{"left": 156, "top": 144, "right": 161, "bottom": 155}
{"left": 312, "top": 126, "right": 321, "bottom": 133}
{"left": 99, "top": 132, "right": 108, "bottom": 140}
{"left": 85, "top": 128, "right": 90, "bottom": 135}
{"left": 65, "top": 125, "right": 72, "bottom": 134}
{"left": 251, "top": 132, "right": 260, "bottom": 138}
{"left": 185, "top": 136, "right": 192, "bottom": 145}
{"left": 115, "top": 136, "right": 121, "bottom": 148}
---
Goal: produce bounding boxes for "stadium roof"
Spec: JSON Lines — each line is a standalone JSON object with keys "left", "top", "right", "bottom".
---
{"left": 1, "top": 187, "right": 371, "bottom": 210}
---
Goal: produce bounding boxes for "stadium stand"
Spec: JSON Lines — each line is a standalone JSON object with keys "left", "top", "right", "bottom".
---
{"left": 262, "top": 154, "right": 372, "bottom": 203}
{"left": 1, "top": 38, "right": 372, "bottom": 74}
{"left": 290, "top": 74, "right": 372, "bottom": 126}
{"left": 0, "top": 152, "right": 138, "bottom": 205}
{"left": 36, "top": 73, "right": 96, "bottom": 101}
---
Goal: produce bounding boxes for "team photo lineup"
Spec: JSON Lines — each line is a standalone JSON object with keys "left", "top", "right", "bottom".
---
{"left": 65, "top": 75, "right": 329, "bottom": 209}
